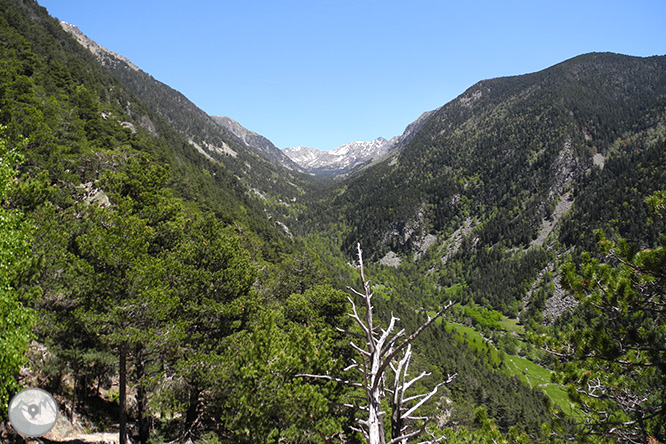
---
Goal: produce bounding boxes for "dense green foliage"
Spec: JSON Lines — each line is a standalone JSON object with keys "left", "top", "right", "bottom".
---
{"left": 559, "top": 128, "right": 666, "bottom": 252}
{"left": 0, "top": 1, "right": 347, "bottom": 441}
{"left": 0, "top": 129, "right": 35, "bottom": 415}
{"left": 536, "top": 191, "right": 666, "bottom": 442}
{"left": 2, "top": 1, "right": 666, "bottom": 443}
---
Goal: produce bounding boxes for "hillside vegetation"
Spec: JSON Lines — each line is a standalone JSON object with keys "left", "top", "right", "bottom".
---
{"left": 1, "top": 1, "right": 665, "bottom": 443}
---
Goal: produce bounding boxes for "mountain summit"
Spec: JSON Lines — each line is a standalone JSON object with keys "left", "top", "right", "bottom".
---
{"left": 283, "top": 137, "right": 392, "bottom": 177}
{"left": 283, "top": 109, "right": 437, "bottom": 177}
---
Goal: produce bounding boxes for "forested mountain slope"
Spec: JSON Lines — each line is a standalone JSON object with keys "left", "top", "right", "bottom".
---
{"left": 325, "top": 52, "right": 666, "bottom": 257}
{"left": 59, "top": 20, "right": 320, "bottom": 220}
{"left": 2, "top": 0, "right": 666, "bottom": 442}
{"left": 0, "top": 2, "right": 352, "bottom": 443}
{"left": 308, "top": 52, "right": 666, "bottom": 314}
{"left": 2, "top": 0, "right": 320, "bottom": 261}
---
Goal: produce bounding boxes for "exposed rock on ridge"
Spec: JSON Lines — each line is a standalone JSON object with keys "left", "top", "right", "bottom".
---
{"left": 211, "top": 116, "right": 304, "bottom": 172}
{"left": 60, "top": 22, "right": 140, "bottom": 72}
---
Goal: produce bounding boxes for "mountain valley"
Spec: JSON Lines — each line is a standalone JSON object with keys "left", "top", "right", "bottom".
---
{"left": 1, "top": 1, "right": 666, "bottom": 443}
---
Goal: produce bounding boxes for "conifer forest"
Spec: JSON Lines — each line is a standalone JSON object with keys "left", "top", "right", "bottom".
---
{"left": 1, "top": 1, "right": 666, "bottom": 443}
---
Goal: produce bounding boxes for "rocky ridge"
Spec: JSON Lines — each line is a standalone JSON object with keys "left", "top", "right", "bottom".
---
{"left": 211, "top": 116, "right": 304, "bottom": 172}
{"left": 59, "top": 22, "right": 140, "bottom": 73}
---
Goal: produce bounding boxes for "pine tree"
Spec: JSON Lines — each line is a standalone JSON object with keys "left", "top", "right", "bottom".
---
{"left": 540, "top": 191, "right": 666, "bottom": 442}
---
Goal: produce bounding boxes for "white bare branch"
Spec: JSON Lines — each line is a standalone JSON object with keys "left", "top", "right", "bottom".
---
{"left": 350, "top": 340, "right": 372, "bottom": 357}
{"left": 380, "top": 328, "right": 406, "bottom": 356}
{"left": 347, "top": 295, "right": 371, "bottom": 336}
{"left": 405, "top": 416, "right": 429, "bottom": 421}
{"left": 402, "top": 371, "right": 431, "bottom": 393}
{"left": 349, "top": 285, "right": 370, "bottom": 300}
{"left": 401, "top": 393, "right": 429, "bottom": 404}
{"left": 388, "top": 425, "right": 427, "bottom": 444}
{"left": 344, "top": 363, "right": 360, "bottom": 372}
{"left": 337, "top": 326, "right": 367, "bottom": 340}
{"left": 402, "top": 374, "right": 456, "bottom": 420}
{"left": 295, "top": 373, "right": 364, "bottom": 388}
{"left": 375, "top": 315, "right": 399, "bottom": 356}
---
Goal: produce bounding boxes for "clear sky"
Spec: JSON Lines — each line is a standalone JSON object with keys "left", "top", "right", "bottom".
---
{"left": 37, "top": 0, "right": 665, "bottom": 151}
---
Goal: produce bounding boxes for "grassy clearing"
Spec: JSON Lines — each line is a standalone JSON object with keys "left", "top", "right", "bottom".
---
{"left": 444, "top": 323, "right": 503, "bottom": 369}
{"left": 504, "top": 354, "right": 552, "bottom": 384}
{"left": 498, "top": 316, "right": 525, "bottom": 335}
{"left": 542, "top": 385, "right": 574, "bottom": 416}
{"left": 442, "top": 321, "right": 573, "bottom": 414}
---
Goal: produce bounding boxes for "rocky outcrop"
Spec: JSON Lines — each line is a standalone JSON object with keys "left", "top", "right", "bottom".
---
{"left": 79, "top": 182, "right": 110, "bottom": 208}
{"left": 211, "top": 116, "right": 303, "bottom": 172}
{"left": 60, "top": 22, "right": 139, "bottom": 73}
{"left": 531, "top": 193, "right": 574, "bottom": 248}
{"left": 379, "top": 251, "right": 402, "bottom": 267}
{"left": 543, "top": 274, "right": 578, "bottom": 324}
{"left": 523, "top": 260, "right": 579, "bottom": 325}
{"left": 441, "top": 218, "right": 476, "bottom": 264}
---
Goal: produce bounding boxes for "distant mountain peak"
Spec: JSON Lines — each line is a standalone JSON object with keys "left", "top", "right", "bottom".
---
{"left": 283, "top": 137, "right": 392, "bottom": 177}
{"left": 283, "top": 110, "right": 437, "bottom": 178}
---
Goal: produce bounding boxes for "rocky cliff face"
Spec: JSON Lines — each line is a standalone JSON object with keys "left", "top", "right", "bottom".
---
{"left": 60, "top": 21, "right": 141, "bottom": 72}
{"left": 211, "top": 116, "right": 304, "bottom": 172}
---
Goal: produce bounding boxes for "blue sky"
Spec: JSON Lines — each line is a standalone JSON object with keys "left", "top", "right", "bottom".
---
{"left": 38, "top": 0, "right": 665, "bottom": 151}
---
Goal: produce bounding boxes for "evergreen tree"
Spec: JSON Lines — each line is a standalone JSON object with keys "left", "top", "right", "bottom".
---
{"left": 540, "top": 191, "right": 666, "bottom": 442}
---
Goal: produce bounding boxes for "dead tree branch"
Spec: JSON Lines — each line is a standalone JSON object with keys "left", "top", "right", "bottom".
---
{"left": 302, "top": 243, "right": 456, "bottom": 443}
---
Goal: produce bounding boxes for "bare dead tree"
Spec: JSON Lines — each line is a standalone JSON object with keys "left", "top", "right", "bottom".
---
{"left": 299, "top": 244, "right": 456, "bottom": 444}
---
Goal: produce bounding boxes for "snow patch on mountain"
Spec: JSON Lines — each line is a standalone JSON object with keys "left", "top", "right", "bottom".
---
{"left": 283, "top": 109, "right": 438, "bottom": 177}
{"left": 284, "top": 138, "right": 392, "bottom": 176}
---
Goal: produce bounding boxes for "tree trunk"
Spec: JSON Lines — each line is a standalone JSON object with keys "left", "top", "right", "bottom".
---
{"left": 184, "top": 387, "right": 201, "bottom": 439}
{"left": 391, "top": 407, "right": 403, "bottom": 443}
{"left": 136, "top": 352, "right": 150, "bottom": 444}
{"left": 119, "top": 343, "right": 128, "bottom": 444}
{"left": 71, "top": 356, "right": 79, "bottom": 423}
{"left": 368, "top": 384, "right": 386, "bottom": 444}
